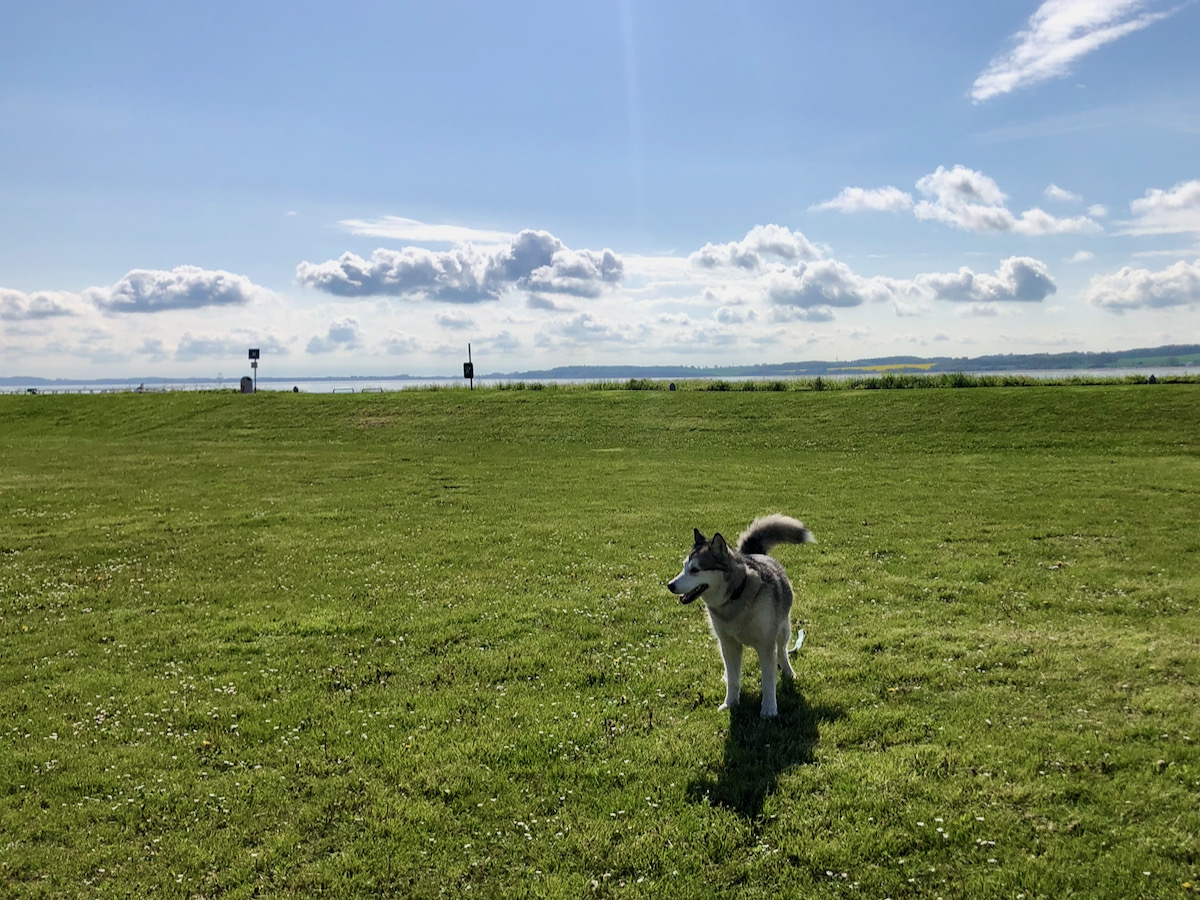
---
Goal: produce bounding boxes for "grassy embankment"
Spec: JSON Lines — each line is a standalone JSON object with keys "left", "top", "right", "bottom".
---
{"left": 1, "top": 385, "right": 1197, "bottom": 898}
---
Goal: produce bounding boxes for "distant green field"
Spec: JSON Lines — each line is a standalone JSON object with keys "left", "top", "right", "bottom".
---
{"left": 2, "top": 385, "right": 1198, "bottom": 899}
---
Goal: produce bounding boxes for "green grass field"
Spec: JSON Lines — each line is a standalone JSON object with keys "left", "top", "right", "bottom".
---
{"left": 2, "top": 384, "right": 1198, "bottom": 899}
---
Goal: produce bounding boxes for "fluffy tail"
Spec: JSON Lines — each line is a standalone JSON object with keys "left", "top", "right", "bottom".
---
{"left": 737, "top": 514, "right": 816, "bottom": 556}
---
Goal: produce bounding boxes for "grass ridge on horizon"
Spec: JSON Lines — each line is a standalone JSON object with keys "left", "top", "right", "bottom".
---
{"left": 1, "top": 385, "right": 1198, "bottom": 898}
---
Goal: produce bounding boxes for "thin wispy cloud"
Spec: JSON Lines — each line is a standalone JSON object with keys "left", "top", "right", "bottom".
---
{"left": 339, "top": 216, "right": 514, "bottom": 246}
{"left": 1044, "top": 184, "right": 1082, "bottom": 203}
{"left": 811, "top": 187, "right": 914, "bottom": 214}
{"left": 972, "top": 0, "right": 1180, "bottom": 103}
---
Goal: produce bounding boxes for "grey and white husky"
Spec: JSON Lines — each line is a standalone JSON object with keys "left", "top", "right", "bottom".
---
{"left": 668, "top": 514, "right": 816, "bottom": 718}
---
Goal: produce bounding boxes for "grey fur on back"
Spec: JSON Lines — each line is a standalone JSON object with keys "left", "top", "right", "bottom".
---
{"left": 736, "top": 514, "right": 816, "bottom": 557}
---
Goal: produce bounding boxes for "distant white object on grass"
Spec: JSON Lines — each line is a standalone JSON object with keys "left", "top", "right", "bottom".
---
{"left": 791, "top": 629, "right": 806, "bottom": 653}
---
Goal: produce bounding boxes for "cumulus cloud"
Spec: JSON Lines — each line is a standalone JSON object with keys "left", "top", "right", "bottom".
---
{"left": 1120, "top": 180, "right": 1200, "bottom": 235}
{"left": 434, "top": 309, "right": 475, "bottom": 330}
{"left": 1087, "top": 258, "right": 1200, "bottom": 310}
{"left": 765, "top": 259, "right": 895, "bottom": 310}
{"left": 916, "top": 257, "right": 1057, "bottom": 303}
{"left": 689, "top": 224, "right": 822, "bottom": 270}
{"left": 682, "top": 226, "right": 1059, "bottom": 325}
{"left": 913, "top": 165, "right": 1102, "bottom": 235}
{"left": 382, "top": 331, "right": 421, "bottom": 355}
{"left": 306, "top": 318, "right": 364, "bottom": 354}
{"left": 1067, "top": 250, "right": 1096, "bottom": 263}
{"left": 971, "top": 0, "right": 1179, "bottom": 103}
{"left": 296, "top": 229, "right": 623, "bottom": 302}
{"left": 0, "top": 288, "right": 83, "bottom": 320}
{"left": 818, "top": 166, "right": 1101, "bottom": 235}
{"left": 536, "top": 312, "right": 640, "bottom": 348}
{"left": 526, "top": 294, "right": 574, "bottom": 311}
{"left": 88, "top": 266, "right": 268, "bottom": 313}
{"left": 715, "top": 305, "right": 758, "bottom": 325}
{"left": 478, "top": 330, "right": 522, "bottom": 354}
{"left": 811, "top": 186, "right": 914, "bottom": 214}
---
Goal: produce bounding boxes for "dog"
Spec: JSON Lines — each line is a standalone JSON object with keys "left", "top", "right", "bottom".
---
{"left": 668, "top": 514, "right": 815, "bottom": 718}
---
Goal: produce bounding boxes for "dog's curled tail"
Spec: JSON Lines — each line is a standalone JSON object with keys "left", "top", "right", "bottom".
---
{"left": 737, "top": 514, "right": 816, "bottom": 556}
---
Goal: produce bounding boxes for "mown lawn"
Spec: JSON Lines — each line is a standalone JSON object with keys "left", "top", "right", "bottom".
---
{"left": 1, "top": 384, "right": 1197, "bottom": 898}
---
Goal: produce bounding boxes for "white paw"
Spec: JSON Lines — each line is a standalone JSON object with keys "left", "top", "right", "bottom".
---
{"left": 718, "top": 700, "right": 737, "bottom": 711}
{"left": 760, "top": 708, "right": 778, "bottom": 719}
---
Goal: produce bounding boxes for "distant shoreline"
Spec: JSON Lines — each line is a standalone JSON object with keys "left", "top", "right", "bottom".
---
{"left": 3, "top": 342, "right": 1197, "bottom": 388}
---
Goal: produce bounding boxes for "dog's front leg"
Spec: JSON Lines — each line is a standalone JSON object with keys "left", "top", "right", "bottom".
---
{"left": 717, "top": 638, "right": 743, "bottom": 711}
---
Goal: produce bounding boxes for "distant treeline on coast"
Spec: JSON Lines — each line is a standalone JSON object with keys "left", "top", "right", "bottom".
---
{"left": 4, "top": 343, "right": 1197, "bottom": 388}
{"left": 487, "top": 343, "right": 1200, "bottom": 381}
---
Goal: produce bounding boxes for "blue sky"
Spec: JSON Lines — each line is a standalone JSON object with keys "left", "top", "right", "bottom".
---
{"left": 2, "top": 0, "right": 1199, "bottom": 378}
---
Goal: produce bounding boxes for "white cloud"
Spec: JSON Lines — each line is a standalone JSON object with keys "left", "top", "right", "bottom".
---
{"left": 4, "top": 268, "right": 270, "bottom": 321}
{"left": 176, "top": 332, "right": 290, "bottom": 361}
{"left": 1087, "top": 258, "right": 1200, "bottom": 310}
{"left": 434, "top": 309, "right": 476, "bottom": 330}
{"left": 0, "top": 288, "right": 85, "bottom": 320}
{"left": 1044, "top": 184, "right": 1081, "bottom": 203}
{"left": 1087, "top": 203, "right": 1109, "bottom": 218}
{"left": 689, "top": 224, "right": 822, "bottom": 270}
{"left": 916, "top": 257, "right": 1058, "bottom": 303}
{"left": 297, "top": 229, "right": 623, "bottom": 302}
{"left": 972, "top": 0, "right": 1179, "bottom": 103}
{"left": 89, "top": 266, "right": 270, "bottom": 314}
{"left": 477, "top": 330, "right": 523, "bottom": 354}
{"left": 537, "top": 312, "right": 638, "bottom": 347}
{"left": 913, "top": 165, "right": 1102, "bottom": 235}
{"left": 812, "top": 186, "right": 914, "bottom": 214}
{"left": 1066, "top": 250, "right": 1096, "bottom": 263}
{"left": 339, "top": 216, "right": 514, "bottom": 245}
{"left": 1119, "top": 180, "right": 1200, "bottom": 235}
{"left": 714, "top": 305, "right": 758, "bottom": 325}
{"left": 306, "top": 318, "right": 364, "bottom": 353}
{"left": 765, "top": 259, "right": 894, "bottom": 310}
{"left": 382, "top": 331, "right": 422, "bottom": 355}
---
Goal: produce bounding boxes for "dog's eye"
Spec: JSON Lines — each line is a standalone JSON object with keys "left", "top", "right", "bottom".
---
{"left": 688, "top": 565, "right": 699, "bottom": 575}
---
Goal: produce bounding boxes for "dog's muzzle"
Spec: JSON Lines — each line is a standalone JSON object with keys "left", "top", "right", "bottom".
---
{"left": 670, "top": 581, "right": 708, "bottom": 605}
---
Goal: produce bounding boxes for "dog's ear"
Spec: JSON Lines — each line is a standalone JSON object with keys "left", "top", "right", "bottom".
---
{"left": 693, "top": 528, "right": 706, "bottom": 547}
{"left": 710, "top": 532, "right": 728, "bottom": 556}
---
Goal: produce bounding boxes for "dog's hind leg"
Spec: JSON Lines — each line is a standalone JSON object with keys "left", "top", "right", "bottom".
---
{"left": 776, "top": 623, "right": 795, "bottom": 682}
{"left": 717, "top": 638, "right": 743, "bottom": 711}
{"left": 757, "top": 642, "right": 780, "bottom": 718}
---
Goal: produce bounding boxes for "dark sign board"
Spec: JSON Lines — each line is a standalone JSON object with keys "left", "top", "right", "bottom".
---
{"left": 248, "top": 348, "right": 260, "bottom": 360}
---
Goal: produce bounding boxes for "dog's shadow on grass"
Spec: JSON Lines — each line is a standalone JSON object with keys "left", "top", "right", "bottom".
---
{"left": 686, "top": 680, "right": 843, "bottom": 820}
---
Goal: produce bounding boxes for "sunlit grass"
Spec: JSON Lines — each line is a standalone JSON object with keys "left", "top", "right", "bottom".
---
{"left": 1, "top": 385, "right": 1198, "bottom": 897}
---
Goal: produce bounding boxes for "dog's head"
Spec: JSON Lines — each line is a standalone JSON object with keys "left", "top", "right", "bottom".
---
{"left": 667, "top": 528, "right": 733, "bottom": 604}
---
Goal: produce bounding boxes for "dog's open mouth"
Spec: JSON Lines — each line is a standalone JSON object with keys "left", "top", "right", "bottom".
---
{"left": 679, "top": 583, "right": 708, "bottom": 605}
